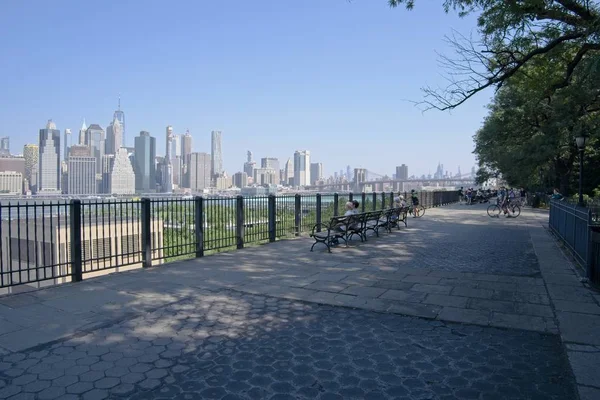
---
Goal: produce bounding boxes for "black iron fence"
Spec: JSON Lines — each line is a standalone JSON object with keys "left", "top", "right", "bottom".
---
{"left": 549, "top": 200, "right": 600, "bottom": 283}
{"left": 0, "top": 191, "right": 458, "bottom": 291}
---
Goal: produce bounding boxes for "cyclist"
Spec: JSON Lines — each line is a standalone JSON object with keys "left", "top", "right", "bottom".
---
{"left": 499, "top": 186, "right": 513, "bottom": 217}
{"left": 410, "top": 190, "right": 420, "bottom": 217}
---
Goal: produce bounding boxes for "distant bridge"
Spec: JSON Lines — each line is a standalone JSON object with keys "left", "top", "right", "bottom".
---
{"left": 306, "top": 177, "right": 476, "bottom": 192}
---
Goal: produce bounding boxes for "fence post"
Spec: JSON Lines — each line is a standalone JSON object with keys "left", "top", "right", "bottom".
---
{"left": 381, "top": 192, "right": 386, "bottom": 209}
{"left": 316, "top": 194, "right": 322, "bottom": 232}
{"left": 333, "top": 193, "right": 339, "bottom": 216}
{"left": 294, "top": 194, "right": 301, "bottom": 236}
{"left": 372, "top": 192, "right": 377, "bottom": 210}
{"left": 194, "top": 196, "right": 204, "bottom": 257}
{"left": 236, "top": 195, "right": 244, "bottom": 249}
{"left": 69, "top": 199, "right": 83, "bottom": 282}
{"left": 268, "top": 194, "right": 276, "bottom": 242}
{"left": 361, "top": 192, "right": 366, "bottom": 212}
{"left": 390, "top": 192, "right": 394, "bottom": 206}
{"left": 349, "top": 193, "right": 353, "bottom": 202}
{"left": 140, "top": 198, "right": 152, "bottom": 268}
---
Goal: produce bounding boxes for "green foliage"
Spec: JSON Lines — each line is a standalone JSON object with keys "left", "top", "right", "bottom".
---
{"left": 388, "top": 0, "right": 600, "bottom": 110}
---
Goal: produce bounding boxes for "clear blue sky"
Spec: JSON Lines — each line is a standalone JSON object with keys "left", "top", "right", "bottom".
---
{"left": 0, "top": 0, "right": 490, "bottom": 178}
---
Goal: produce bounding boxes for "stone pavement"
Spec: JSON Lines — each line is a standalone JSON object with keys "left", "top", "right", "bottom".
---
{"left": 0, "top": 203, "right": 597, "bottom": 399}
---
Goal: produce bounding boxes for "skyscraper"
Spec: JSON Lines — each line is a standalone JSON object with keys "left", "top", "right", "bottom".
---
{"left": 163, "top": 126, "right": 174, "bottom": 192}
{"left": 261, "top": 158, "right": 280, "bottom": 185}
{"left": 85, "top": 124, "right": 105, "bottom": 173}
{"left": 293, "top": 150, "right": 310, "bottom": 187}
{"left": 171, "top": 134, "right": 182, "bottom": 158}
{"left": 105, "top": 117, "right": 122, "bottom": 155}
{"left": 310, "top": 163, "right": 323, "bottom": 185}
{"left": 233, "top": 172, "right": 248, "bottom": 188}
{"left": 113, "top": 97, "right": 125, "bottom": 146}
{"left": 182, "top": 130, "right": 192, "bottom": 162}
{"left": 63, "top": 129, "right": 71, "bottom": 161}
{"left": 23, "top": 144, "right": 38, "bottom": 192}
{"left": 243, "top": 151, "right": 256, "bottom": 180}
{"left": 0, "top": 137, "right": 10, "bottom": 156}
{"left": 78, "top": 120, "right": 87, "bottom": 145}
{"left": 346, "top": 166, "right": 352, "bottom": 181}
{"left": 284, "top": 158, "right": 294, "bottom": 186}
{"left": 188, "top": 152, "right": 211, "bottom": 192}
{"left": 108, "top": 148, "right": 135, "bottom": 194}
{"left": 38, "top": 120, "right": 61, "bottom": 192}
{"left": 396, "top": 164, "right": 408, "bottom": 180}
{"left": 134, "top": 131, "right": 156, "bottom": 192}
{"left": 67, "top": 156, "right": 96, "bottom": 194}
{"left": 211, "top": 130, "right": 223, "bottom": 179}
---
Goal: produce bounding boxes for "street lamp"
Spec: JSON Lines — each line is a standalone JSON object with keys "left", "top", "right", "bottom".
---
{"left": 575, "top": 133, "right": 589, "bottom": 207}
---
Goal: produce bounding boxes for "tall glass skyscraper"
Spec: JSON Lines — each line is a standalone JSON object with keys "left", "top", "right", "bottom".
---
{"left": 38, "top": 120, "right": 61, "bottom": 192}
{"left": 134, "top": 131, "right": 156, "bottom": 192}
{"left": 113, "top": 97, "right": 125, "bottom": 146}
{"left": 293, "top": 150, "right": 310, "bottom": 187}
{"left": 211, "top": 130, "right": 223, "bottom": 179}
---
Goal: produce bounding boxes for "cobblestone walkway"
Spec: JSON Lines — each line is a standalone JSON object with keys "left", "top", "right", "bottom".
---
{"left": 0, "top": 290, "right": 576, "bottom": 400}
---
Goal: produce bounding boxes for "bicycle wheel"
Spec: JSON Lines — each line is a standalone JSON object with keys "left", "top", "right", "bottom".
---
{"left": 487, "top": 204, "right": 501, "bottom": 218}
{"left": 511, "top": 204, "right": 521, "bottom": 218}
{"left": 414, "top": 205, "right": 425, "bottom": 218}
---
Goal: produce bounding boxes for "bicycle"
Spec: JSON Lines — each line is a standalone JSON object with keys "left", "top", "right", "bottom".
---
{"left": 409, "top": 204, "right": 426, "bottom": 218}
{"left": 487, "top": 201, "right": 521, "bottom": 218}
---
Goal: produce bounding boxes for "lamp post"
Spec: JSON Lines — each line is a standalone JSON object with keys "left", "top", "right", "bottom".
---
{"left": 575, "top": 133, "right": 589, "bottom": 207}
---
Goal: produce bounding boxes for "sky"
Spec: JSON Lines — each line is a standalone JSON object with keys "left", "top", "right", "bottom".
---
{"left": 0, "top": 0, "right": 491, "bottom": 178}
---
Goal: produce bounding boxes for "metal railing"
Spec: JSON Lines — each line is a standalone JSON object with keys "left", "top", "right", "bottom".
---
{"left": 549, "top": 199, "right": 600, "bottom": 283}
{"left": 0, "top": 190, "right": 459, "bottom": 291}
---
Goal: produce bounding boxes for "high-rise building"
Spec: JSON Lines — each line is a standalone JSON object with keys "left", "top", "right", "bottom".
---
{"left": 105, "top": 117, "right": 122, "bottom": 155}
{"left": 254, "top": 168, "right": 277, "bottom": 185}
{"left": 78, "top": 120, "right": 87, "bottom": 145}
{"left": 172, "top": 157, "right": 181, "bottom": 187}
{"left": 310, "top": 162, "right": 323, "bottom": 185}
{"left": 261, "top": 158, "right": 280, "bottom": 185}
{"left": 108, "top": 148, "right": 135, "bottom": 194}
{"left": 182, "top": 130, "right": 192, "bottom": 162}
{"left": 396, "top": 164, "right": 408, "bottom": 180}
{"left": 85, "top": 124, "right": 105, "bottom": 173}
{"left": 171, "top": 134, "right": 181, "bottom": 158}
{"left": 346, "top": 166, "right": 352, "bottom": 181}
{"left": 0, "top": 156, "right": 25, "bottom": 175}
{"left": 134, "top": 131, "right": 156, "bottom": 193}
{"left": 23, "top": 144, "right": 38, "bottom": 192}
{"left": 211, "top": 130, "right": 223, "bottom": 179}
{"left": 63, "top": 129, "right": 72, "bottom": 161}
{"left": 0, "top": 171, "right": 22, "bottom": 194}
{"left": 0, "top": 137, "right": 10, "bottom": 156}
{"left": 293, "top": 150, "right": 310, "bottom": 187}
{"left": 188, "top": 152, "right": 211, "bottom": 192}
{"left": 233, "top": 172, "right": 248, "bottom": 188}
{"left": 284, "top": 158, "right": 294, "bottom": 186}
{"left": 69, "top": 145, "right": 91, "bottom": 157}
{"left": 243, "top": 150, "right": 256, "bottom": 180}
{"left": 67, "top": 157, "right": 96, "bottom": 194}
{"left": 38, "top": 120, "right": 61, "bottom": 193}
{"left": 113, "top": 97, "right": 125, "bottom": 146}
{"left": 163, "top": 126, "right": 174, "bottom": 192}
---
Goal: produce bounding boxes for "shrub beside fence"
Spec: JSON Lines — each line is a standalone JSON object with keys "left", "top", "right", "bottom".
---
{"left": 549, "top": 200, "right": 600, "bottom": 283}
{"left": 0, "top": 190, "right": 458, "bottom": 292}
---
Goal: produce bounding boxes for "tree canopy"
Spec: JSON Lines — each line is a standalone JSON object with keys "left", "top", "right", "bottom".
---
{"left": 389, "top": 0, "right": 600, "bottom": 111}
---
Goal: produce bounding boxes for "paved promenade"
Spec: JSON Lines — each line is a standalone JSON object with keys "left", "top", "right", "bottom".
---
{"left": 0, "top": 204, "right": 598, "bottom": 399}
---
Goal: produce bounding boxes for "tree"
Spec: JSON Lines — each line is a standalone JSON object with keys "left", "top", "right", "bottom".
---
{"left": 472, "top": 51, "right": 600, "bottom": 194}
{"left": 388, "top": 0, "right": 600, "bottom": 110}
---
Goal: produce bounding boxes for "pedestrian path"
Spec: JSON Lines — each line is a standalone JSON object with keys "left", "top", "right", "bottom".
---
{"left": 0, "top": 203, "right": 597, "bottom": 399}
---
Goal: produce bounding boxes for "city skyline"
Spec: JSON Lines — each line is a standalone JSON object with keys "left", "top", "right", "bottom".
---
{"left": 0, "top": 1, "right": 486, "bottom": 180}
